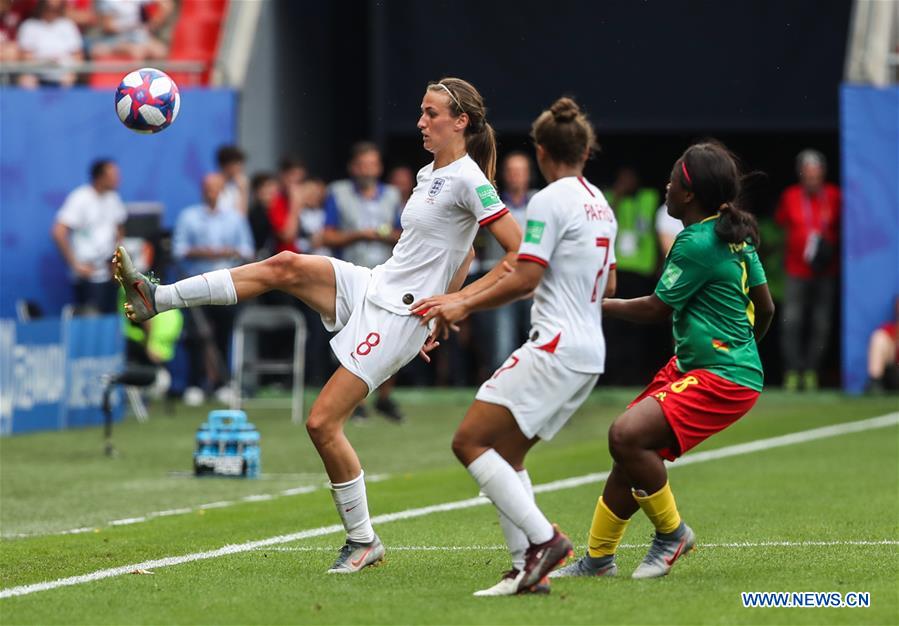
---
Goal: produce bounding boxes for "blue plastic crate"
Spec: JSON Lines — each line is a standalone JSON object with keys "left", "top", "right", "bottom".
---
{"left": 193, "top": 410, "right": 261, "bottom": 478}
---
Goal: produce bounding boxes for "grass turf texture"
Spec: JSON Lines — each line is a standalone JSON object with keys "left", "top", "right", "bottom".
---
{"left": 1, "top": 389, "right": 897, "bottom": 624}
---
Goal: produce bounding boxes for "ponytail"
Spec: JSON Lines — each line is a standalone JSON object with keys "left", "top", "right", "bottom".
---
{"left": 715, "top": 201, "right": 759, "bottom": 247}
{"left": 466, "top": 121, "right": 497, "bottom": 185}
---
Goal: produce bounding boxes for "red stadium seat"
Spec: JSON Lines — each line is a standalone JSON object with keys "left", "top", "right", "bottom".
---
{"left": 88, "top": 0, "right": 228, "bottom": 88}
{"left": 168, "top": 0, "right": 228, "bottom": 86}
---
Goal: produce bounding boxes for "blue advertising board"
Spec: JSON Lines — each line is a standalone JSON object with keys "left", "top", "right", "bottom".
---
{"left": 0, "top": 314, "right": 124, "bottom": 434}
{"left": 839, "top": 86, "right": 899, "bottom": 393}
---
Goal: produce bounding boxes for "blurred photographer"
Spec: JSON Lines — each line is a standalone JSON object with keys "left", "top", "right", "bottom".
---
{"left": 775, "top": 149, "right": 840, "bottom": 391}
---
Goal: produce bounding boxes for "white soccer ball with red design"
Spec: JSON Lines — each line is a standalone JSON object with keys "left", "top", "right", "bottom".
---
{"left": 114, "top": 68, "right": 180, "bottom": 134}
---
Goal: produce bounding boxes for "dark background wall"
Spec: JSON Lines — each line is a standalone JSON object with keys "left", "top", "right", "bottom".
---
{"left": 274, "top": 0, "right": 850, "bottom": 193}
{"left": 377, "top": 0, "right": 850, "bottom": 133}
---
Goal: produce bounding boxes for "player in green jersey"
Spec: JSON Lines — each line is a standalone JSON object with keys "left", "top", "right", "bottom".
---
{"left": 552, "top": 141, "right": 775, "bottom": 580}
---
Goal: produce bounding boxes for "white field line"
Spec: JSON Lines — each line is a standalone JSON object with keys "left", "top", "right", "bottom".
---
{"left": 530, "top": 412, "right": 899, "bottom": 494}
{"left": 260, "top": 539, "right": 899, "bottom": 552}
{"left": 1, "top": 413, "right": 896, "bottom": 600}
{"left": 1, "top": 475, "right": 390, "bottom": 540}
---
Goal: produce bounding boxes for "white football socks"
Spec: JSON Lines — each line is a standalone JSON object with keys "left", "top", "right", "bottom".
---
{"left": 154, "top": 269, "right": 237, "bottom": 312}
{"left": 330, "top": 470, "right": 375, "bottom": 544}
{"left": 467, "top": 449, "right": 553, "bottom": 546}
{"left": 496, "top": 469, "right": 534, "bottom": 570}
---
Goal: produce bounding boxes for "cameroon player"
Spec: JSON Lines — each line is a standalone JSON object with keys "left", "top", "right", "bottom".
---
{"left": 552, "top": 142, "right": 775, "bottom": 579}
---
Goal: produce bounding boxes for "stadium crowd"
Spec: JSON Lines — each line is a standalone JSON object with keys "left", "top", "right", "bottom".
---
{"left": 1, "top": 0, "right": 176, "bottom": 87}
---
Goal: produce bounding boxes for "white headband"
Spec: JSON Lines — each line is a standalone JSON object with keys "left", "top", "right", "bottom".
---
{"left": 434, "top": 83, "right": 465, "bottom": 114}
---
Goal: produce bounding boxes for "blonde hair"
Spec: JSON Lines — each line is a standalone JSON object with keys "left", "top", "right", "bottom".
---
{"left": 427, "top": 77, "right": 497, "bottom": 184}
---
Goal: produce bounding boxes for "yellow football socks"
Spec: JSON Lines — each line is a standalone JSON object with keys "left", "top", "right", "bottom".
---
{"left": 633, "top": 481, "right": 682, "bottom": 535}
{"left": 587, "top": 496, "right": 630, "bottom": 558}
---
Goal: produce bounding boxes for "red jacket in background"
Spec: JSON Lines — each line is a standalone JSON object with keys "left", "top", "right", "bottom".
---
{"left": 268, "top": 191, "right": 300, "bottom": 254}
{"left": 775, "top": 183, "right": 840, "bottom": 279}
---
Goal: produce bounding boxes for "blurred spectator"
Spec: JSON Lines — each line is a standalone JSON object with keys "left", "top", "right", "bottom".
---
{"left": 247, "top": 171, "right": 277, "bottom": 257}
{"left": 142, "top": 0, "right": 177, "bottom": 49}
{"left": 298, "top": 178, "right": 331, "bottom": 256}
{"left": 173, "top": 173, "right": 253, "bottom": 404}
{"left": 88, "top": 0, "right": 168, "bottom": 60}
{"left": 121, "top": 288, "right": 183, "bottom": 399}
{"left": 268, "top": 156, "right": 307, "bottom": 254}
{"left": 321, "top": 142, "right": 401, "bottom": 268}
{"left": 655, "top": 203, "right": 683, "bottom": 256}
{"left": 51, "top": 158, "right": 125, "bottom": 314}
{"left": 215, "top": 145, "right": 248, "bottom": 216}
{"left": 322, "top": 142, "right": 404, "bottom": 421}
{"left": 866, "top": 297, "right": 899, "bottom": 394}
{"left": 388, "top": 164, "right": 415, "bottom": 205}
{"left": 297, "top": 177, "right": 333, "bottom": 386}
{"left": 16, "top": 0, "right": 82, "bottom": 88}
{"left": 605, "top": 167, "right": 660, "bottom": 279}
{"left": 0, "top": 0, "right": 29, "bottom": 62}
{"left": 603, "top": 167, "right": 663, "bottom": 384}
{"left": 776, "top": 149, "right": 840, "bottom": 392}
{"left": 64, "top": 0, "right": 96, "bottom": 32}
{"left": 474, "top": 151, "right": 536, "bottom": 374}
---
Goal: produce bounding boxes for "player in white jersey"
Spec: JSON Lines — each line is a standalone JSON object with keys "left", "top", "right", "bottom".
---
{"left": 113, "top": 77, "right": 523, "bottom": 573}
{"left": 415, "top": 97, "right": 617, "bottom": 595}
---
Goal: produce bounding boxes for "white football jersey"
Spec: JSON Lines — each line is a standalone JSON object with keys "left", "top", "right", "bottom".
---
{"left": 517, "top": 176, "right": 618, "bottom": 373}
{"left": 366, "top": 155, "right": 507, "bottom": 314}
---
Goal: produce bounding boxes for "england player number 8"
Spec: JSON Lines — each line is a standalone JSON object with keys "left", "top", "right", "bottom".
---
{"left": 356, "top": 332, "right": 381, "bottom": 356}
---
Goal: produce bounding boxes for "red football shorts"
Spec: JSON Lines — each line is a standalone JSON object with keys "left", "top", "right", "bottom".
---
{"left": 628, "top": 356, "right": 760, "bottom": 461}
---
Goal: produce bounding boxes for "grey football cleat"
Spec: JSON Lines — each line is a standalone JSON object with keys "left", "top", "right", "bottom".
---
{"left": 326, "top": 535, "right": 385, "bottom": 574}
{"left": 548, "top": 553, "right": 618, "bottom": 578}
{"left": 114, "top": 246, "right": 158, "bottom": 323}
{"left": 632, "top": 523, "right": 695, "bottom": 579}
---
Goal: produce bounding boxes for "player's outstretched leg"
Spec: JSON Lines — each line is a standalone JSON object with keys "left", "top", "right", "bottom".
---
{"left": 115, "top": 246, "right": 338, "bottom": 323}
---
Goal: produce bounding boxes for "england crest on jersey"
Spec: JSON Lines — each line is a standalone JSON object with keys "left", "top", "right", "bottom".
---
{"left": 428, "top": 178, "right": 446, "bottom": 198}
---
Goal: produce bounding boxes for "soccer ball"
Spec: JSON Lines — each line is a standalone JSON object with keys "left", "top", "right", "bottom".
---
{"left": 115, "top": 68, "right": 180, "bottom": 134}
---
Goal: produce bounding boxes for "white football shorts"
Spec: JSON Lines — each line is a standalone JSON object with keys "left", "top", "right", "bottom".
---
{"left": 323, "top": 257, "right": 429, "bottom": 394}
{"left": 475, "top": 342, "right": 599, "bottom": 440}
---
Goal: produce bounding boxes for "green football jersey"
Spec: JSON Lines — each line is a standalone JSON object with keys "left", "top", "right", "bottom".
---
{"left": 654, "top": 216, "right": 767, "bottom": 391}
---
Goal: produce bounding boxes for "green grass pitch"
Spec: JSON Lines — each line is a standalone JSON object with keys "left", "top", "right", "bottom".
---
{"left": 1, "top": 389, "right": 897, "bottom": 624}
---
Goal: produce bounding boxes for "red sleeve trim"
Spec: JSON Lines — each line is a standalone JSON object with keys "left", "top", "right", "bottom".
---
{"left": 478, "top": 207, "right": 509, "bottom": 226}
{"left": 609, "top": 263, "right": 617, "bottom": 270}
{"left": 518, "top": 254, "right": 548, "bottom": 268}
